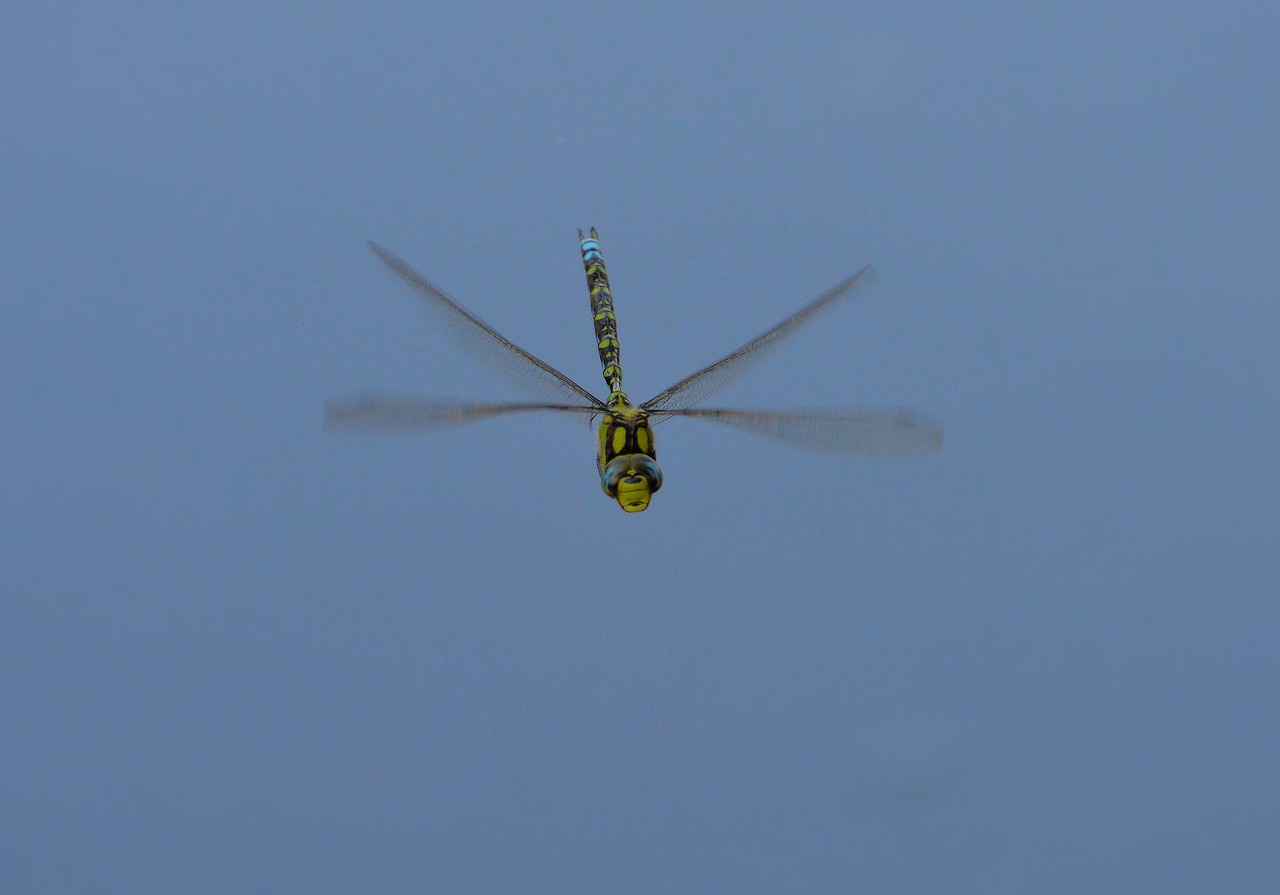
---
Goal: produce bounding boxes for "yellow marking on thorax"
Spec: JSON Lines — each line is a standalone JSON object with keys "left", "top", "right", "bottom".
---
{"left": 597, "top": 417, "right": 610, "bottom": 464}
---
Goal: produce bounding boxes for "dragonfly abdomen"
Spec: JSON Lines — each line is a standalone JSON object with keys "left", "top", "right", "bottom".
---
{"left": 579, "top": 227, "right": 626, "bottom": 404}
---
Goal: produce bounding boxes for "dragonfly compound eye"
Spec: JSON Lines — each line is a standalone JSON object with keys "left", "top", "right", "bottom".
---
{"left": 601, "top": 454, "right": 663, "bottom": 511}
{"left": 628, "top": 454, "right": 663, "bottom": 493}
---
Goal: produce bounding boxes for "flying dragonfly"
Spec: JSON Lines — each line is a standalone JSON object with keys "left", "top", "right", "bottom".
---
{"left": 327, "top": 229, "right": 942, "bottom": 512}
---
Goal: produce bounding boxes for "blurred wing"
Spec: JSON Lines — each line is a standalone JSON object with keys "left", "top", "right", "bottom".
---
{"left": 663, "top": 407, "right": 943, "bottom": 455}
{"left": 642, "top": 266, "right": 872, "bottom": 415}
{"left": 325, "top": 394, "right": 601, "bottom": 433}
{"left": 367, "top": 241, "right": 605, "bottom": 409}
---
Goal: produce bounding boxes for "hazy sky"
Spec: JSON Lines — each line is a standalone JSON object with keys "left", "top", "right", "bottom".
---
{"left": 4, "top": 2, "right": 1278, "bottom": 893}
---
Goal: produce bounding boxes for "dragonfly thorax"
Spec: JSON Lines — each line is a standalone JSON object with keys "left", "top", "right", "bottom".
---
{"left": 597, "top": 402, "right": 661, "bottom": 512}
{"left": 597, "top": 402, "right": 655, "bottom": 463}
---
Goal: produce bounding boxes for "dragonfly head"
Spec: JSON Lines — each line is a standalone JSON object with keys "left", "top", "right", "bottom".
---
{"left": 601, "top": 453, "right": 663, "bottom": 513}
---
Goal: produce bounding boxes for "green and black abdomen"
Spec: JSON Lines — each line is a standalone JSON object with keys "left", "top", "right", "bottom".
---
{"left": 579, "top": 228, "right": 626, "bottom": 404}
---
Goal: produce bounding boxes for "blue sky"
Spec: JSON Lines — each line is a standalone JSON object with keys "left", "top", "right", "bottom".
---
{"left": 3, "top": 2, "right": 1278, "bottom": 892}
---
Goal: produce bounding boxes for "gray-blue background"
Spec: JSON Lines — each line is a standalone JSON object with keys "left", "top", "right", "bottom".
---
{"left": 4, "top": 2, "right": 1277, "bottom": 892}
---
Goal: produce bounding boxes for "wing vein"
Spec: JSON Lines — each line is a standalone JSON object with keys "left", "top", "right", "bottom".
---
{"left": 659, "top": 406, "right": 943, "bottom": 454}
{"left": 367, "top": 241, "right": 604, "bottom": 409}
{"left": 642, "top": 266, "right": 872, "bottom": 414}
{"left": 325, "top": 394, "right": 601, "bottom": 433}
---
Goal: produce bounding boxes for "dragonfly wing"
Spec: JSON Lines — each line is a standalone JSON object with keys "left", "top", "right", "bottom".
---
{"left": 642, "top": 266, "right": 872, "bottom": 414}
{"left": 326, "top": 394, "right": 601, "bottom": 433}
{"left": 367, "top": 241, "right": 605, "bottom": 410}
{"left": 663, "top": 406, "right": 943, "bottom": 455}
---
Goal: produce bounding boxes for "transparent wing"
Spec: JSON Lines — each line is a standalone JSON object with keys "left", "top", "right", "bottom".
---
{"left": 662, "top": 406, "right": 943, "bottom": 455}
{"left": 367, "top": 241, "right": 605, "bottom": 410}
{"left": 642, "top": 266, "right": 872, "bottom": 415}
{"left": 325, "top": 394, "right": 601, "bottom": 433}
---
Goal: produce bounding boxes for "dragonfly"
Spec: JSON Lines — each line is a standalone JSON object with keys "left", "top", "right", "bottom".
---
{"left": 327, "top": 229, "right": 942, "bottom": 512}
